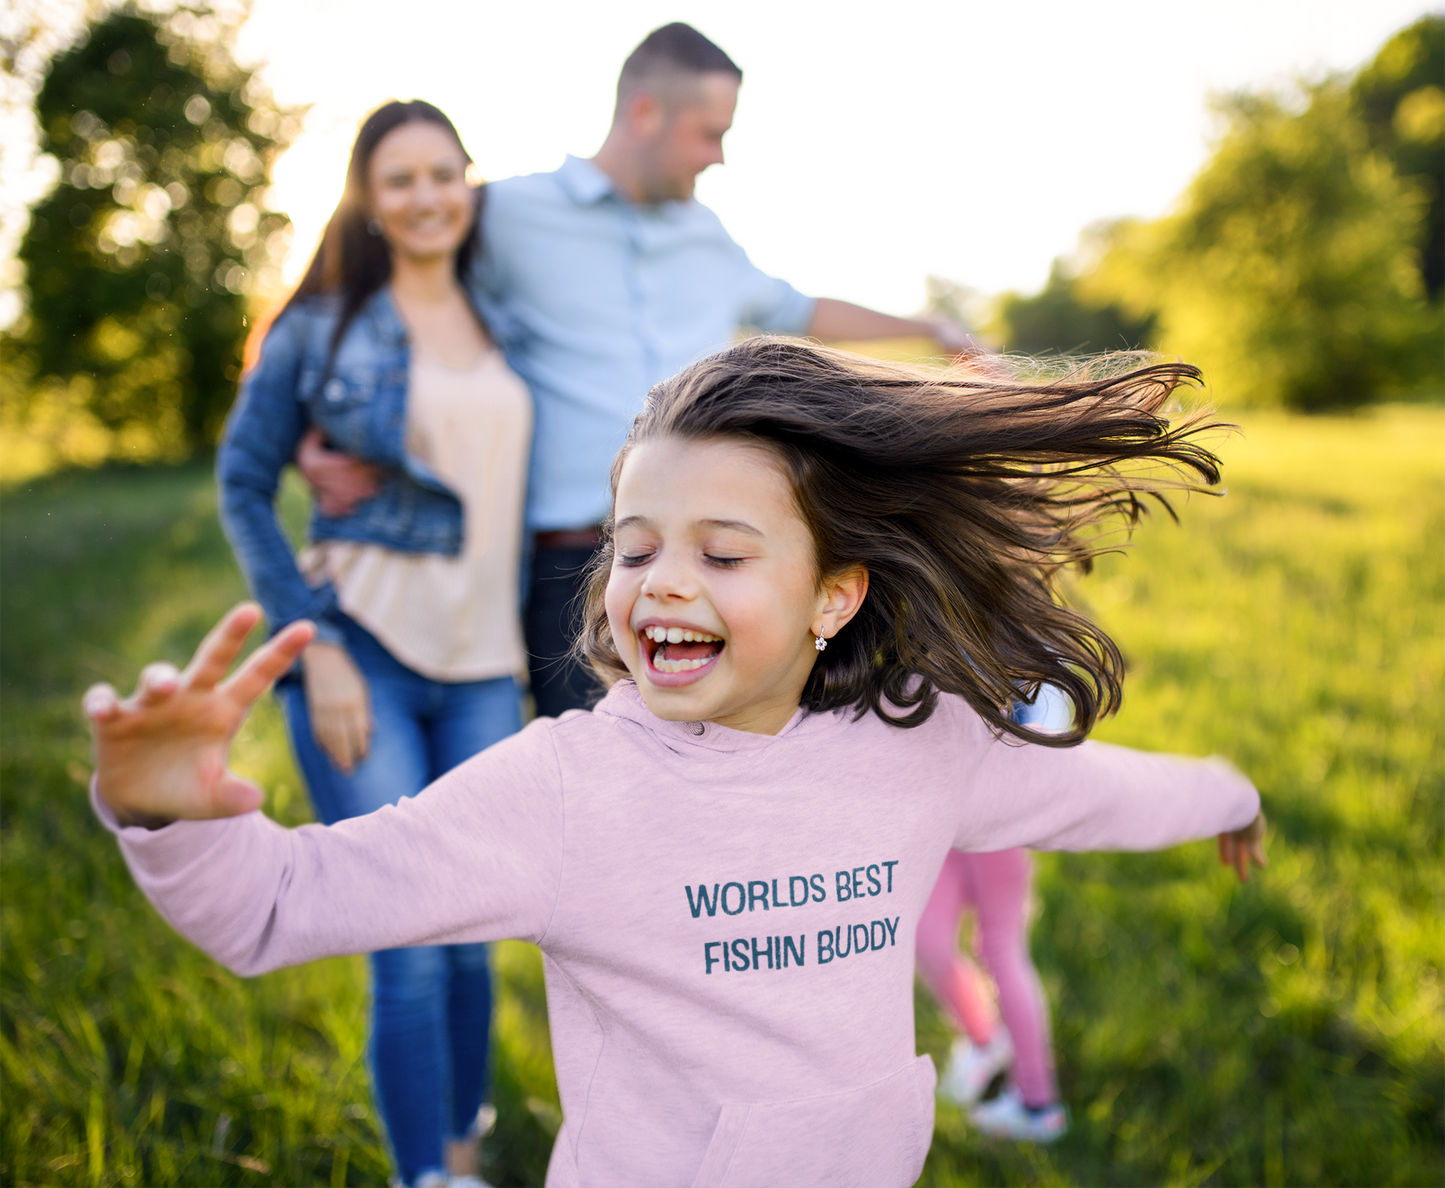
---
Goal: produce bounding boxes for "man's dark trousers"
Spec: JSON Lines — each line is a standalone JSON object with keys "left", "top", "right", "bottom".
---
{"left": 524, "top": 541, "right": 604, "bottom": 718}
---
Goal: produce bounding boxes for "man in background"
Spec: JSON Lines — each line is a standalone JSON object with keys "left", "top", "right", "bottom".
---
{"left": 304, "top": 23, "right": 979, "bottom": 716}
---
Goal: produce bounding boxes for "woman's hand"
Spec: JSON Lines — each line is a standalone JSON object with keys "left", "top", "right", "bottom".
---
{"left": 1217, "top": 810, "right": 1268, "bottom": 882}
{"left": 83, "top": 604, "right": 314, "bottom": 828}
{"left": 302, "top": 640, "right": 372, "bottom": 774}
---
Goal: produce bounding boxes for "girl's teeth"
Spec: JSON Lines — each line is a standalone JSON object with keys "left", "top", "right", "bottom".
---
{"left": 642, "top": 626, "right": 721, "bottom": 643}
{"left": 653, "top": 656, "right": 711, "bottom": 673}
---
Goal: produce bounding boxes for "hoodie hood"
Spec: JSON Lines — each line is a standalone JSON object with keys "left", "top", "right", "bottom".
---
{"left": 592, "top": 679, "right": 840, "bottom": 756}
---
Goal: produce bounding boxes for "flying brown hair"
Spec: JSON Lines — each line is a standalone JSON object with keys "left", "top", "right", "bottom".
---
{"left": 578, "top": 337, "right": 1226, "bottom": 746}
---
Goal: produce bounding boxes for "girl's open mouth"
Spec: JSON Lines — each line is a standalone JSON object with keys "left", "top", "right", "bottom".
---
{"left": 639, "top": 624, "right": 725, "bottom": 685}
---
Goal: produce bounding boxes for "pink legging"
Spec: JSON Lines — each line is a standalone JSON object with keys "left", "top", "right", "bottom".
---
{"left": 915, "top": 848, "right": 1057, "bottom": 1107}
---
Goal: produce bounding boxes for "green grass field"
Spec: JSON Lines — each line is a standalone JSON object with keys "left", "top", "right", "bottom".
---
{"left": 2, "top": 407, "right": 1441, "bottom": 1186}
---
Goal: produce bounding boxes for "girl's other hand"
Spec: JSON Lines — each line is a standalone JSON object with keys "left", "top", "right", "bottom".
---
{"left": 83, "top": 604, "right": 314, "bottom": 828}
{"left": 302, "top": 641, "right": 372, "bottom": 774}
{"left": 1217, "top": 810, "right": 1268, "bottom": 882}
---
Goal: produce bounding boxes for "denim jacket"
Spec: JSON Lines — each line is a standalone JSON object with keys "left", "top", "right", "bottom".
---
{"left": 216, "top": 288, "right": 464, "bottom": 647}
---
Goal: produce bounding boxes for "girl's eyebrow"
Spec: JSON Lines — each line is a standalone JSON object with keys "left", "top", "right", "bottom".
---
{"left": 700, "top": 518, "right": 763, "bottom": 536}
{"left": 613, "top": 515, "right": 762, "bottom": 536}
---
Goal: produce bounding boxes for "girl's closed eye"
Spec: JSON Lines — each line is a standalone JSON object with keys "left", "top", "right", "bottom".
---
{"left": 617, "top": 550, "right": 655, "bottom": 567}
{"left": 704, "top": 554, "right": 746, "bottom": 568}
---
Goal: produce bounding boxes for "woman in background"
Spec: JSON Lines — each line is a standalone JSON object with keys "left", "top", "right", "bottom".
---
{"left": 217, "top": 100, "right": 530, "bottom": 1188}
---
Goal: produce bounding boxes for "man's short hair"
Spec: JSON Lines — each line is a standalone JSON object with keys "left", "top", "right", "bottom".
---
{"left": 615, "top": 23, "right": 742, "bottom": 116}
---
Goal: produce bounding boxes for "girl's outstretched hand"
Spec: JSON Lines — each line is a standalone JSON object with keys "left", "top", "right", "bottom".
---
{"left": 1217, "top": 810, "right": 1268, "bottom": 882}
{"left": 82, "top": 604, "right": 314, "bottom": 828}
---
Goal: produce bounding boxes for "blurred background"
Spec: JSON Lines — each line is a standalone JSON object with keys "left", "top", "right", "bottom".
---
{"left": 1, "top": 2, "right": 1441, "bottom": 1186}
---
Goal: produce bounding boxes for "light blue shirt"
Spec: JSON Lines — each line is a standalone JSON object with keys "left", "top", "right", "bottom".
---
{"left": 473, "top": 155, "right": 817, "bottom": 532}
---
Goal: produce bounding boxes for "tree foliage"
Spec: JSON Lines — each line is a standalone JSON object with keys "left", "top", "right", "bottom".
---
{"left": 1095, "top": 82, "right": 1437, "bottom": 411}
{"left": 993, "top": 16, "right": 1443, "bottom": 410}
{"left": 6, "top": 4, "right": 299, "bottom": 462}
{"left": 1351, "top": 15, "right": 1445, "bottom": 300}
{"left": 992, "top": 226, "right": 1155, "bottom": 356}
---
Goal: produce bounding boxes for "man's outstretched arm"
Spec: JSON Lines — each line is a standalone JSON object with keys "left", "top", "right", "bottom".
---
{"left": 808, "top": 297, "right": 984, "bottom": 356}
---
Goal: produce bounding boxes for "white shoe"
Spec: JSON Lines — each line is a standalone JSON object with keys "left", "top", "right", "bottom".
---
{"left": 448, "top": 1176, "right": 493, "bottom": 1188}
{"left": 938, "top": 1026, "right": 1014, "bottom": 1106}
{"left": 969, "top": 1086, "right": 1068, "bottom": 1143}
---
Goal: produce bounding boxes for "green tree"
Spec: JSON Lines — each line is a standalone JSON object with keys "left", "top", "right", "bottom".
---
{"left": 1351, "top": 15, "right": 1445, "bottom": 299}
{"left": 1094, "top": 81, "right": 1435, "bottom": 410}
{"left": 991, "top": 222, "right": 1156, "bottom": 356}
{"left": 7, "top": 4, "right": 298, "bottom": 461}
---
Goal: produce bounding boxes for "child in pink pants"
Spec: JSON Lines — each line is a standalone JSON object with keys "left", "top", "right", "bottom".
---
{"left": 916, "top": 685, "right": 1071, "bottom": 1142}
{"left": 916, "top": 849, "right": 1064, "bottom": 1140}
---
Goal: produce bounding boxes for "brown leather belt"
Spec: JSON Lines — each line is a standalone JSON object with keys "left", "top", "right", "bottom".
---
{"left": 534, "top": 526, "right": 603, "bottom": 551}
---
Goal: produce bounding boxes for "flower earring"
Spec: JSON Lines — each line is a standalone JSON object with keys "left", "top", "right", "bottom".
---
{"left": 814, "top": 634, "right": 828, "bottom": 652}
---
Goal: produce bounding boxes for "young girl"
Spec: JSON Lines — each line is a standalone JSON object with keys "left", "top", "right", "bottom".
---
{"left": 86, "top": 340, "right": 1266, "bottom": 1188}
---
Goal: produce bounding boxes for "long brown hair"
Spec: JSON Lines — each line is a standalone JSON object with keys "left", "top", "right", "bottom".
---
{"left": 284, "top": 100, "right": 482, "bottom": 359}
{"left": 578, "top": 338, "right": 1227, "bottom": 746}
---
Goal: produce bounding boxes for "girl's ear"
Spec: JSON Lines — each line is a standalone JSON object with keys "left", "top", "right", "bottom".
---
{"left": 812, "top": 567, "right": 869, "bottom": 642}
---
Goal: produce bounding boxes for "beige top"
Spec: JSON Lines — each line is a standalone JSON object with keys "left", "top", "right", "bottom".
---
{"left": 301, "top": 351, "right": 532, "bottom": 682}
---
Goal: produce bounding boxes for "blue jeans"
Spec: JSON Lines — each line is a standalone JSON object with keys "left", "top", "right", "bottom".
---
{"left": 278, "top": 614, "right": 522, "bottom": 1187}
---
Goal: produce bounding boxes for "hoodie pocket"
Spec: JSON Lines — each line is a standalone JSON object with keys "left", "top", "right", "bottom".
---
{"left": 690, "top": 1054, "right": 936, "bottom": 1188}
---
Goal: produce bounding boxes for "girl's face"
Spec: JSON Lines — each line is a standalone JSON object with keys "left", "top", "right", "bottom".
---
{"left": 367, "top": 121, "right": 473, "bottom": 263}
{"left": 605, "top": 436, "right": 867, "bottom": 735}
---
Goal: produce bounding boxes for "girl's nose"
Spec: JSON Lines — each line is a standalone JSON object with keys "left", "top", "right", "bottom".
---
{"left": 640, "top": 555, "right": 697, "bottom": 601}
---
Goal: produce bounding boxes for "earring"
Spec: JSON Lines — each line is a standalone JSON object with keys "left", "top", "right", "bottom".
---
{"left": 814, "top": 634, "right": 828, "bottom": 652}
{"left": 366, "top": 217, "right": 382, "bottom": 236}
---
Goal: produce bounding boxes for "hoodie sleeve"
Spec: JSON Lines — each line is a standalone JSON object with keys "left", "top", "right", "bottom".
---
{"left": 94, "top": 719, "right": 566, "bottom": 976}
{"left": 943, "top": 702, "right": 1260, "bottom": 853}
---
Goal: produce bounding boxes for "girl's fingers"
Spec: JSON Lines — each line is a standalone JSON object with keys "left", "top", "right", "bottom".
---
{"left": 209, "top": 773, "right": 265, "bottom": 818}
{"left": 186, "top": 603, "right": 265, "bottom": 691}
{"left": 83, "top": 683, "right": 120, "bottom": 721}
{"left": 137, "top": 662, "right": 181, "bottom": 705}
{"left": 222, "top": 620, "right": 315, "bottom": 705}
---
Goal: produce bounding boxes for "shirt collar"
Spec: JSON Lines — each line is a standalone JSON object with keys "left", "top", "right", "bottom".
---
{"left": 554, "top": 154, "right": 695, "bottom": 219}
{"left": 556, "top": 154, "right": 619, "bottom": 205}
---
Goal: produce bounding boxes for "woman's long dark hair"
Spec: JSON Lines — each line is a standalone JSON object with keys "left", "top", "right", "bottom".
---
{"left": 578, "top": 338, "right": 1228, "bottom": 746}
{"left": 284, "top": 100, "right": 482, "bottom": 358}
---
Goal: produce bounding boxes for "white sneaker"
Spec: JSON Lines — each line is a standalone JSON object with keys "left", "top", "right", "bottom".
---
{"left": 938, "top": 1026, "right": 1014, "bottom": 1106}
{"left": 448, "top": 1176, "right": 493, "bottom": 1188}
{"left": 969, "top": 1086, "right": 1068, "bottom": 1143}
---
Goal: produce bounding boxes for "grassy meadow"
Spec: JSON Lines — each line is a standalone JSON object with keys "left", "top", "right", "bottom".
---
{"left": 1, "top": 406, "right": 1441, "bottom": 1186}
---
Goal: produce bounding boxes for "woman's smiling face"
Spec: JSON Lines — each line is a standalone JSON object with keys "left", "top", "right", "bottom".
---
{"left": 367, "top": 120, "right": 473, "bottom": 263}
{"left": 605, "top": 436, "right": 866, "bottom": 735}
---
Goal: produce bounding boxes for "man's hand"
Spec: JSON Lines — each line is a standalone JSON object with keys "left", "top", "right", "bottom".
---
{"left": 917, "top": 315, "right": 990, "bottom": 360}
{"left": 1217, "top": 810, "right": 1268, "bottom": 882}
{"left": 806, "top": 298, "right": 990, "bottom": 361}
{"left": 83, "top": 604, "right": 314, "bottom": 828}
{"left": 296, "top": 428, "right": 384, "bottom": 518}
{"left": 302, "top": 641, "right": 373, "bottom": 774}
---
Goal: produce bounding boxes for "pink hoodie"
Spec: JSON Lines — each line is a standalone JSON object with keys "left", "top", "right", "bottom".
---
{"left": 96, "top": 682, "right": 1257, "bottom": 1188}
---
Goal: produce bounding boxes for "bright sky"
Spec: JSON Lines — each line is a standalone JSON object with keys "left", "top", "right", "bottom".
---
{"left": 38, "top": 0, "right": 1445, "bottom": 318}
